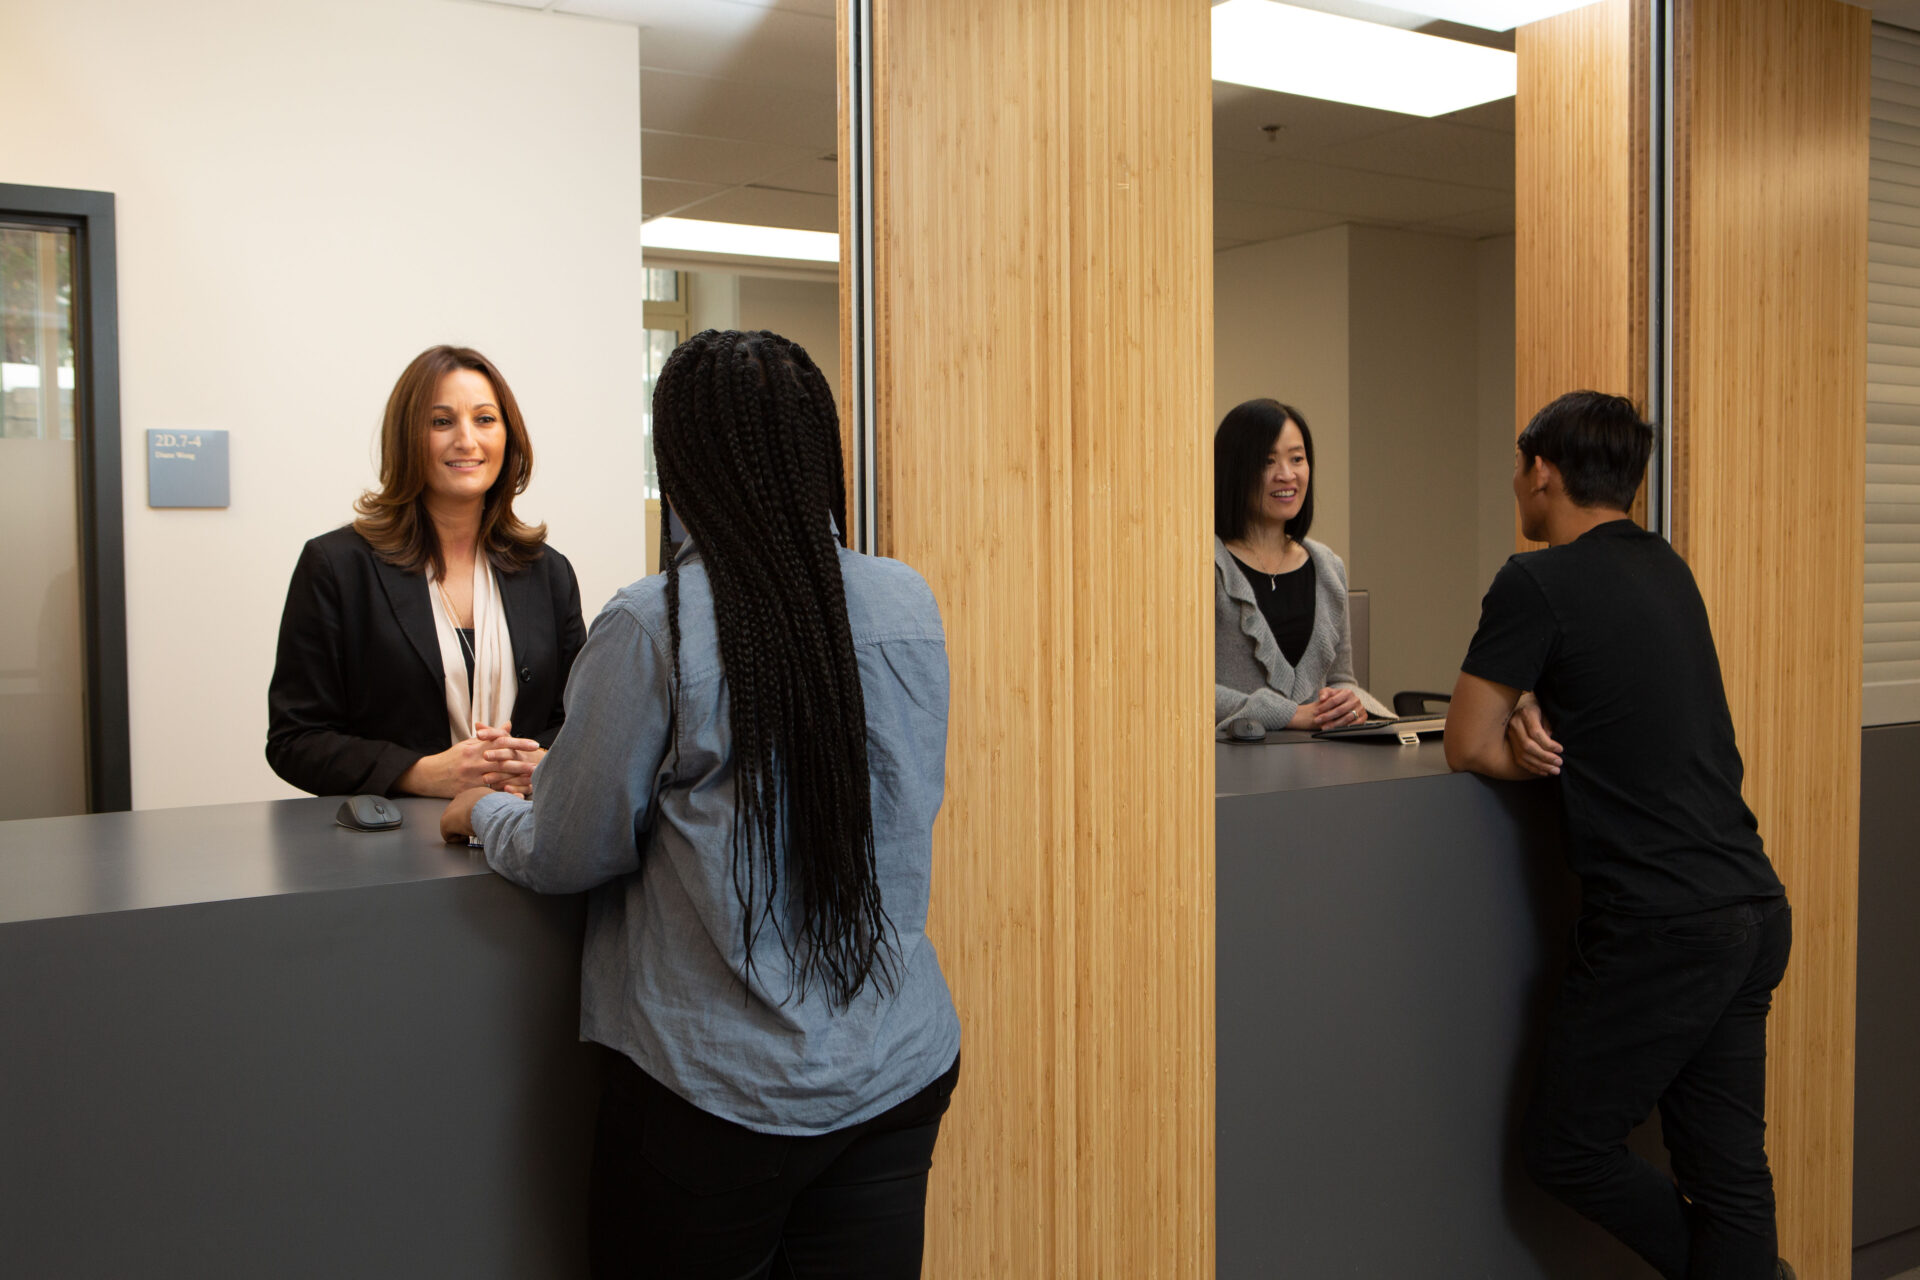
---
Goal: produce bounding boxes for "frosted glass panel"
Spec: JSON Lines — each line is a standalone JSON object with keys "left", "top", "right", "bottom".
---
{"left": 0, "top": 222, "right": 87, "bottom": 818}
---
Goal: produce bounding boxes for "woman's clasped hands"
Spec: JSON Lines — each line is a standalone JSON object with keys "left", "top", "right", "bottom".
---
{"left": 395, "top": 721, "right": 544, "bottom": 798}
{"left": 1296, "top": 685, "right": 1368, "bottom": 730}
{"left": 476, "top": 721, "right": 544, "bottom": 796}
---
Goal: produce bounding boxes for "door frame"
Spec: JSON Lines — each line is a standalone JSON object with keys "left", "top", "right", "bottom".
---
{"left": 0, "top": 183, "right": 129, "bottom": 813}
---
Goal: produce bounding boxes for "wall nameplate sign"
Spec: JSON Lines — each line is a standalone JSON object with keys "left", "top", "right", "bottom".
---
{"left": 147, "top": 430, "right": 229, "bottom": 508}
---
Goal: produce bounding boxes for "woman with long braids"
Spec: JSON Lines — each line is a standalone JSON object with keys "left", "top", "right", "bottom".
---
{"left": 441, "top": 329, "right": 960, "bottom": 1279}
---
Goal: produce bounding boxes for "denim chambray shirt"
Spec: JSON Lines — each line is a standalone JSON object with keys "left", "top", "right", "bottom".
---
{"left": 471, "top": 542, "right": 960, "bottom": 1136}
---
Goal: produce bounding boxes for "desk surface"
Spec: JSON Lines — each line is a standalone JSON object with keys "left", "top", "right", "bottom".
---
{"left": 0, "top": 796, "right": 486, "bottom": 926}
{"left": 4, "top": 746, "right": 1464, "bottom": 925}
{"left": 1215, "top": 733, "right": 1457, "bottom": 798}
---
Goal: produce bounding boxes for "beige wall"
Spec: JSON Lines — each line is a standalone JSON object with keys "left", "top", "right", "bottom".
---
{"left": 1475, "top": 235, "right": 1518, "bottom": 590}
{"left": 0, "top": 0, "right": 647, "bottom": 809}
{"left": 739, "top": 275, "right": 842, "bottom": 401}
{"left": 1214, "top": 223, "right": 1514, "bottom": 701}
{"left": 1213, "top": 225, "right": 1352, "bottom": 560}
{"left": 1348, "top": 226, "right": 1489, "bottom": 700}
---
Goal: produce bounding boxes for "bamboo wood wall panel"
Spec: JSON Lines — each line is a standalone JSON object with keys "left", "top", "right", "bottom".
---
{"left": 860, "top": 0, "right": 1215, "bottom": 1274}
{"left": 1673, "top": 2, "right": 1869, "bottom": 1274}
{"left": 1515, "top": 0, "right": 1646, "bottom": 545}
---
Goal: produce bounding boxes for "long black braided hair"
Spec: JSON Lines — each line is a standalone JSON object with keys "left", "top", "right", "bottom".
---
{"left": 652, "top": 329, "right": 895, "bottom": 1008}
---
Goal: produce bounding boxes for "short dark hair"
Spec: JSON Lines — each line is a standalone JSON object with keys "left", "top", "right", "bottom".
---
{"left": 1214, "top": 398, "right": 1314, "bottom": 543}
{"left": 1516, "top": 391, "right": 1654, "bottom": 511}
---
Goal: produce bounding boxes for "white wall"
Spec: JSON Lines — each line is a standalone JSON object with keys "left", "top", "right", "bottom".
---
{"left": 1214, "top": 223, "right": 1516, "bottom": 702}
{"left": 690, "top": 270, "right": 741, "bottom": 333}
{"left": 0, "top": 0, "right": 646, "bottom": 809}
{"left": 1213, "top": 226, "right": 1353, "bottom": 560}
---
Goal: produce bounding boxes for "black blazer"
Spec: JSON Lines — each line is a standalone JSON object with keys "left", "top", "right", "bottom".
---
{"left": 266, "top": 526, "right": 587, "bottom": 797}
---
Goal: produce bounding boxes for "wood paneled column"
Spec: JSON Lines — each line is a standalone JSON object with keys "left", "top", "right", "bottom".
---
{"left": 847, "top": 0, "right": 1215, "bottom": 1275}
{"left": 1516, "top": 0, "right": 1646, "bottom": 442}
{"left": 1521, "top": 2, "right": 1869, "bottom": 1275}
{"left": 1673, "top": 2, "right": 1869, "bottom": 1274}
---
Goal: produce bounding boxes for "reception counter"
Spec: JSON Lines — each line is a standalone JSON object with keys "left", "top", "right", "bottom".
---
{"left": 0, "top": 798, "right": 598, "bottom": 1279}
{"left": 6, "top": 748, "right": 1675, "bottom": 1278}
{"left": 1217, "top": 732, "right": 1659, "bottom": 1279}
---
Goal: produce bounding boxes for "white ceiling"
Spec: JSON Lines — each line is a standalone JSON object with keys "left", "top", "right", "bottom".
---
{"left": 484, "top": 0, "right": 841, "bottom": 232}
{"left": 478, "top": 0, "right": 1919, "bottom": 253}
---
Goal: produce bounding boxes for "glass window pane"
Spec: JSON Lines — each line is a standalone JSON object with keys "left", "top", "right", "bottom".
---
{"left": 0, "top": 224, "right": 75, "bottom": 442}
{"left": 643, "top": 268, "right": 680, "bottom": 303}
{"left": 0, "top": 221, "right": 89, "bottom": 818}
{"left": 639, "top": 328, "right": 681, "bottom": 501}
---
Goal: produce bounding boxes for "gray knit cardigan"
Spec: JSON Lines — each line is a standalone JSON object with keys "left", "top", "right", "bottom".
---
{"left": 1214, "top": 535, "right": 1387, "bottom": 730}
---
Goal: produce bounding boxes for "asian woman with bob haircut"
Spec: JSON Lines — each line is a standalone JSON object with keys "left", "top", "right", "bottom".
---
{"left": 1214, "top": 397, "right": 1388, "bottom": 732}
{"left": 267, "top": 344, "right": 586, "bottom": 798}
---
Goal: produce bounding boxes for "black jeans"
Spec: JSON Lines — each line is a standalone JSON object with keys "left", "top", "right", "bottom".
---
{"left": 589, "top": 1049, "right": 960, "bottom": 1280}
{"left": 1523, "top": 898, "right": 1792, "bottom": 1280}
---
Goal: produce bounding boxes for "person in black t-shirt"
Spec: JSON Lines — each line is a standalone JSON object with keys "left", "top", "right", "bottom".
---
{"left": 1445, "top": 391, "right": 1793, "bottom": 1280}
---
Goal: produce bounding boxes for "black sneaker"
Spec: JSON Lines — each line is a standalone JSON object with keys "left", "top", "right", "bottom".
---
{"left": 1776, "top": 1261, "right": 1797, "bottom": 1280}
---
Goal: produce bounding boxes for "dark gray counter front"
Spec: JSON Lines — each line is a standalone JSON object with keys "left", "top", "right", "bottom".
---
{"left": 1217, "top": 738, "right": 1660, "bottom": 1279}
{"left": 1855, "top": 721, "right": 1920, "bottom": 1279}
{"left": 0, "top": 797, "right": 596, "bottom": 1280}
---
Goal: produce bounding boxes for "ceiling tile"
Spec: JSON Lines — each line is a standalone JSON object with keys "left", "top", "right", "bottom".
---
{"left": 1302, "top": 120, "right": 1514, "bottom": 190}
{"left": 643, "top": 130, "right": 823, "bottom": 186}
{"left": 1440, "top": 95, "right": 1515, "bottom": 134}
{"left": 1409, "top": 205, "right": 1517, "bottom": 238}
{"left": 1214, "top": 201, "right": 1345, "bottom": 244}
{"left": 681, "top": 185, "right": 839, "bottom": 233}
{"left": 643, "top": 67, "right": 836, "bottom": 151}
{"left": 644, "top": 177, "right": 735, "bottom": 218}
{"left": 1217, "top": 155, "right": 1503, "bottom": 223}
{"left": 564, "top": 0, "right": 834, "bottom": 92}
{"left": 757, "top": 155, "right": 839, "bottom": 196}
{"left": 1213, "top": 82, "right": 1409, "bottom": 158}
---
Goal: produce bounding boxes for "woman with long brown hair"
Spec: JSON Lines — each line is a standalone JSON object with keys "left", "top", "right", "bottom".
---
{"left": 267, "top": 345, "right": 585, "bottom": 797}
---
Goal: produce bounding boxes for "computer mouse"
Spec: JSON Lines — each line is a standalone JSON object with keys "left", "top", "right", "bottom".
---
{"left": 1227, "top": 717, "right": 1268, "bottom": 743}
{"left": 336, "top": 794, "right": 403, "bottom": 832}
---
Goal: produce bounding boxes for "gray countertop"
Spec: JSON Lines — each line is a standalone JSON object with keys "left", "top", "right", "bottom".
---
{"left": 0, "top": 796, "right": 489, "bottom": 926}
{"left": 3, "top": 746, "right": 1483, "bottom": 926}
{"left": 1215, "top": 733, "right": 1460, "bottom": 797}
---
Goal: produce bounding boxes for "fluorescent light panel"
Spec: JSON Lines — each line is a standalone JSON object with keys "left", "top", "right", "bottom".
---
{"left": 1211, "top": 0, "right": 1516, "bottom": 118}
{"left": 640, "top": 217, "right": 839, "bottom": 263}
{"left": 1382, "top": 1, "right": 1598, "bottom": 32}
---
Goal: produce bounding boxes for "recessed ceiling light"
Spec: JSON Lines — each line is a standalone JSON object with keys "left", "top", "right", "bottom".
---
{"left": 1212, "top": 0, "right": 1517, "bottom": 118}
{"left": 640, "top": 217, "right": 839, "bottom": 263}
{"left": 1382, "top": 1, "right": 1599, "bottom": 32}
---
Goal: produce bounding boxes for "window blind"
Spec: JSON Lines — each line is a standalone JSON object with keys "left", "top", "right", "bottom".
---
{"left": 1867, "top": 24, "right": 1920, "bottom": 726}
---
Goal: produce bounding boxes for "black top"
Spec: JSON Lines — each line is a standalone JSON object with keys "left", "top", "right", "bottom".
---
{"left": 457, "top": 628, "right": 476, "bottom": 697}
{"left": 1232, "top": 552, "right": 1316, "bottom": 668}
{"left": 1462, "top": 520, "right": 1783, "bottom": 916}
{"left": 266, "top": 526, "right": 588, "bottom": 798}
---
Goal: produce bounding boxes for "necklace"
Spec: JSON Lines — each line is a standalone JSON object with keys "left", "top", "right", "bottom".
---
{"left": 435, "top": 577, "right": 477, "bottom": 673}
{"left": 1233, "top": 537, "right": 1293, "bottom": 591}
